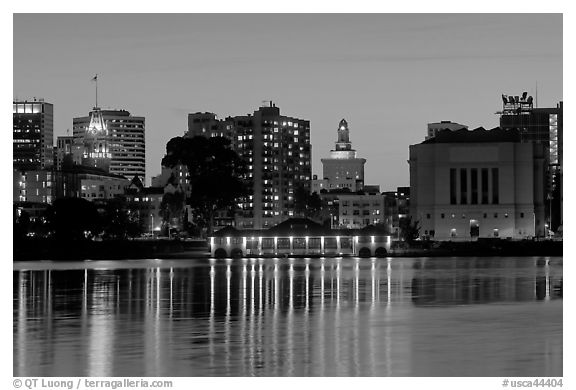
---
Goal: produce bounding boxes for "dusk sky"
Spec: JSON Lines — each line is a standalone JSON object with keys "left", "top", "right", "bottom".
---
{"left": 13, "top": 13, "right": 562, "bottom": 188}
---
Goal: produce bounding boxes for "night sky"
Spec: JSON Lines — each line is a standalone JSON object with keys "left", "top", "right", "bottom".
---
{"left": 13, "top": 13, "right": 562, "bottom": 188}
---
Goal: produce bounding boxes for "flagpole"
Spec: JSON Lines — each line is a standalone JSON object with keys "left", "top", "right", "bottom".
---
{"left": 95, "top": 74, "right": 98, "bottom": 108}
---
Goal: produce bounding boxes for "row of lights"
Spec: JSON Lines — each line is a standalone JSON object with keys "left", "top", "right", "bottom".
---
{"left": 212, "top": 235, "right": 382, "bottom": 246}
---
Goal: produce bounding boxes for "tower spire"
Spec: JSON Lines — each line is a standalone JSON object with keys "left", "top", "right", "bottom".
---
{"left": 335, "top": 118, "right": 352, "bottom": 151}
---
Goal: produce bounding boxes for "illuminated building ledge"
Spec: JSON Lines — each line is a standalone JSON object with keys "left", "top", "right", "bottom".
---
{"left": 209, "top": 235, "right": 391, "bottom": 259}
{"left": 208, "top": 219, "right": 391, "bottom": 258}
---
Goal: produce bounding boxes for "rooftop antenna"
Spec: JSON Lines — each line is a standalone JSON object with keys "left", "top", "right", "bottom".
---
{"left": 535, "top": 81, "right": 538, "bottom": 108}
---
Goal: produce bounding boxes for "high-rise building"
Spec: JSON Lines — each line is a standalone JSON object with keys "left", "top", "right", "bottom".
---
{"left": 13, "top": 99, "right": 54, "bottom": 171}
{"left": 498, "top": 93, "right": 563, "bottom": 231}
{"left": 73, "top": 109, "right": 146, "bottom": 181}
{"left": 409, "top": 127, "right": 547, "bottom": 240}
{"left": 319, "top": 119, "right": 366, "bottom": 192}
{"left": 185, "top": 102, "right": 311, "bottom": 229}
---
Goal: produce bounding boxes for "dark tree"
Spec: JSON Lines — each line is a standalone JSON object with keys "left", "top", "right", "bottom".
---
{"left": 399, "top": 216, "right": 420, "bottom": 243}
{"left": 159, "top": 190, "right": 186, "bottom": 235}
{"left": 309, "top": 192, "right": 322, "bottom": 214}
{"left": 294, "top": 187, "right": 323, "bottom": 219}
{"left": 101, "top": 198, "right": 142, "bottom": 240}
{"left": 46, "top": 198, "right": 103, "bottom": 241}
{"left": 293, "top": 186, "right": 309, "bottom": 216}
{"left": 161, "top": 136, "right": 248, "bottom": 236}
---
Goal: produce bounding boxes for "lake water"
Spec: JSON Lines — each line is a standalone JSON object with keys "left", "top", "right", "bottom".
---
{"left": 13, "top": 256, "right": 562, "bottom": 377}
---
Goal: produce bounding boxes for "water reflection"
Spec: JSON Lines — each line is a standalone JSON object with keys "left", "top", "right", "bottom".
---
{"left": 410, "top": 258, "right": 562, "bottom": 305}
{"left": 13, "top": 257, "right": 562, "bottom": 377}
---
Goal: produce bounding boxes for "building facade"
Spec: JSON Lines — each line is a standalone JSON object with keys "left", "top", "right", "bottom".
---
{"left": 53, "top": 166, "right": 129, "bottom": 200}
{"left": 185, "top": 103, "right": 311, "bottom": 230}
{"left": 125, "top": 179, "right": 164, "bottom": 235}
{"left": 337, "top": 193, "right": 385, "bottom": 229}
{"left": 13, "top": 169, "right": 55, "bottom": 204}
{"left": 79, "top": 175, "right": 129, "bottom": 200}
{"left": 13, "top": 100, "right": 54, "bottom": 171}
{"left": 73, "top": 109, "right": 145, "bottom": 181}
{"left": 319, "top": 119, "right": 366, "bottom": 192}
{"left": 409, "top": 127, "right": 546, "bottom": 240}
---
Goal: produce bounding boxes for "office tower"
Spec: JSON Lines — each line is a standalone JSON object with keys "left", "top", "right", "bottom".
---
{"left": 13, "top": 99, "right": 54, "bottom": 170}
{"left": 319, "top": 119, "right": 366, "bottom": 192}
{"left": 186, "top": 102, "right": 311, "bottom": 229}
{"left": 498, "top": 93, "right": 563, "bottom": 231}
{"left": 409, "top": 127, "right": 546, "bottom": 240}
{"left": 73, "top": 109, "right": 146, "bottom": 181}
{"left": 426, "top": 121, "right": 468, "bottom": 140}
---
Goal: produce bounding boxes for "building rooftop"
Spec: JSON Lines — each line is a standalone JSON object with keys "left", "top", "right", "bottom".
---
{"left": 421, "top": 127, "right": 521, "bottom": 144}
{"left": 266, "top": 218, "right": 326, "bottom": 236}
{"left": 60, "top": 165, "right": 128, "bottom": 180}
{"left": 211, "top": 218, "right": 389, "bottom": 237}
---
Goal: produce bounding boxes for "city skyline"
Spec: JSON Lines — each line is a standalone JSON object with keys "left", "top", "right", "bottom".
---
{"left": 13, "top": 14, "right": 562, "bottom": 188}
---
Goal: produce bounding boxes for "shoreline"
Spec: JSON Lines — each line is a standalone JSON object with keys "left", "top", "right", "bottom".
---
{"left": 13, "top": 237, "right": 562, "bottom": 261}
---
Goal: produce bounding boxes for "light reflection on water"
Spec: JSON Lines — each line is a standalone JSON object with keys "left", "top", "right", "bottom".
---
{"left": 13, "top": 257, "right": 562, "bottom": 377}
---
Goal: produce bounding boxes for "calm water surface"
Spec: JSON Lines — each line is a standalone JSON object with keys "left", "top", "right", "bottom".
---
{"left": 13, "top": 256, "right": 562, "bottom": 377}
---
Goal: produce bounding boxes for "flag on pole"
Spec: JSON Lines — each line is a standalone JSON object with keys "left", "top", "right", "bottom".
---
{"left": 92, "top": 74, "right": 98, "bottom": 81}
